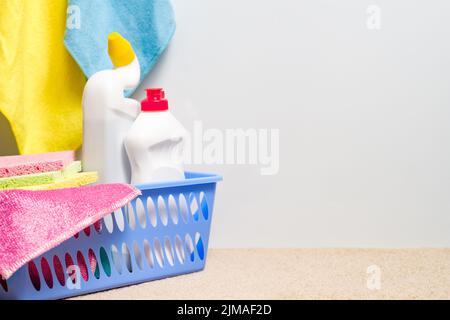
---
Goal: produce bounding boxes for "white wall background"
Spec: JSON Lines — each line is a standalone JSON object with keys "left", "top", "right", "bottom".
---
{"left": 2, "top": 0, "right": 450, "bottom": 247}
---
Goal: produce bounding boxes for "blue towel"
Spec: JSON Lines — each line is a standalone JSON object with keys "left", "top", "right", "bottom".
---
{"left": 64, "top": 0, "right": 175, "bottom": 94}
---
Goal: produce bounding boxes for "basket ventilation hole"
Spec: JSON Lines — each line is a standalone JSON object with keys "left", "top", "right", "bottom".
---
{"left": 53, "top": 255, "right": 65, "bottom": 286}
{"left": 179, "top": 194, "right": 189, "bottom": 223}
{"left": 103, "top": 213, "right": 114, "bottom": 233}
{"left": 154, "top": 238, "right": 165, "bottom": 267}
{"left": 94, "top": 220, "right": 102, "bottom": 234}
{"left": 65, "top": 253, "right": 77, "bottom": 285}
{"left": 122, "top": 243, "right": 133, "bottom": 273}
{"left": 114, "top": 209, "right": 125, "bottom": 232}
{"left": 111, "top": 245, "right": 122, "bottom": 274}
{"left": 136, "top": 198, "right": 147, "bottom": 229}
{"left": 74, "top": 232, "right": 79, "bottom": 239}
{"left": 77, "top": 251, "right": 89, "bottom": 281}
{"left": 40, "top": 257, "right": 53, "bottom": 289}
{"left": 143, "top": 239, "right": 154, "bottom": 269}
{"left": 83, "top": 226, "right": 91, "bottom": 237}
{"left": 88, "top": 249, "right": 100, "bottom": 279}
{"left": 195, "top": 232, "right": 205, "bottom": 260}
{"left": 147, "top": 196, "right": 157, "bottom": 227}
{"left": 126, "top": 203, "right": 136, "bottom": 230}
{"left": 164, "top": 237, "right": 175, "bottom": 266}
{"left": 0, "top": 274, "right": 8, "bottom": 292}
{"left": 28, "top": 261, "right": 41, "bottom": 291}
{"left": 185, "top": 234, "right": 195, "bottom": 262}
{"left": 175, "top": 235, "right": 186, "bottom": 264}
{"left": 189, "top": 193, "right": 200, "bottom": 221}
{"left": 199, "top": 192, "right": 209, "bottom": 220}
{"left": 168, "top": 195, "right": 179, "bottom": 225}
{"left": 133, "top": 241, "right": 144, "bottom": 270}
{"left": 157, "top": 196, "right": 168, "bottom": 226}
{"left": 100, "top": 247, "right": 111, "bottom": 277}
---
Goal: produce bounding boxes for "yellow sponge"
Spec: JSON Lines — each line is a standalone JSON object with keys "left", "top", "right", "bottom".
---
{"left": 108, "top": 32, "right": 136, "bottom": 67}
{"left": 20, "top": 172, "right": 98, "bottom": 191}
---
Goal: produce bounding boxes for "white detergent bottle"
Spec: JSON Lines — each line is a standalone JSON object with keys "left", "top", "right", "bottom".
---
{"left": 125, "top": 88, "right": 187, "bottom": 184}
{"left": 82, "top": 32, "right": 141, "bottom": 183}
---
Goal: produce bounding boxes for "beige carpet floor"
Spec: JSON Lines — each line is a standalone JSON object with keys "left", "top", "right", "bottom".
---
{"left": 72, "top": 249, "right": 450, "bottom": 300}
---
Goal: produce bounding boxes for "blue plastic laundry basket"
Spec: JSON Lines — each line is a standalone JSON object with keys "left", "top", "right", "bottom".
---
{"left": 0, "top": 172, "right": 222, "bottom": 300}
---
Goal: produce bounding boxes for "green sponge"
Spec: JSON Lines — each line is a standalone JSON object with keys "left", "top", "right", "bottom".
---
{"left": 0, "top": 161, "right": 82, "bottom": 189}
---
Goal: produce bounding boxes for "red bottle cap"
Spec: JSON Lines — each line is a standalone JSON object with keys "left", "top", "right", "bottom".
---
{"left": 141, "top": 88, "right": 169, "bottom": 112}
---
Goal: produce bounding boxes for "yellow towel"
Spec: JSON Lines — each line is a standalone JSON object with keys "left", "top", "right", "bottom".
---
{"left": 19, "top": 172, "right": 98, "bottom": 190}
{"left": 0, "top": 0, "right": 85, "bottom": 154}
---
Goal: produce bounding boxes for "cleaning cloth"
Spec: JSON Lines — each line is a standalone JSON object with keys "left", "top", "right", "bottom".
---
{"left": 0, "top": 161, "right": 82, "bottom": 190}
{"left": 0, "top": 151, "right": 75, "bottom": 178}
{"left": 64, "top": 0, "right": 176, "bottom": 94}
{"left": 0, "top": 0, "right": 86, "bottom": 154}
{"left": 0, "top": 184, "right": 140, "bottom": 279}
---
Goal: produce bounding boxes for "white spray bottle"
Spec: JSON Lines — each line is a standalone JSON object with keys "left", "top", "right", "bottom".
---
{"left": 82, "top": 32, "right": 140, "bottom": 183}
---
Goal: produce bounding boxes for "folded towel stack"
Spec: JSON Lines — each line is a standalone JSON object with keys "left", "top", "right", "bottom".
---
{"left": 0, "top": 151, "right": 98, "bottom": 190}
{"left": 0, "top": 151, "right": 139, "bottom": 281}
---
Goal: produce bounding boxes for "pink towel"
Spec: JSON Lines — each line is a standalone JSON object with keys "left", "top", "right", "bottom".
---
{"left": 0, "top": 184, "right": 140, "bottom": 279}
